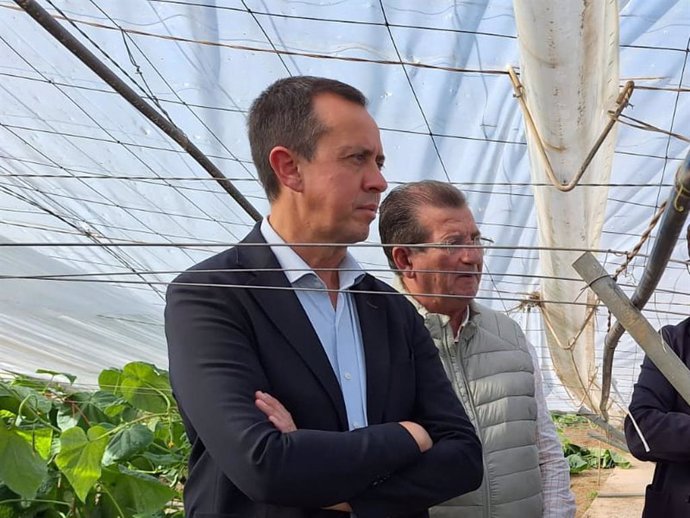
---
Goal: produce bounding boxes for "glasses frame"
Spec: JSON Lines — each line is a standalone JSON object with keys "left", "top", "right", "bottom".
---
{"left": 410, "top": 235, "right": 494, "bottom": 255}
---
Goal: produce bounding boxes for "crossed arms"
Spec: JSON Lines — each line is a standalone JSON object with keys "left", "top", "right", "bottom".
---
{"left": 165, "top": 276, "right": 482, "bottom": 517}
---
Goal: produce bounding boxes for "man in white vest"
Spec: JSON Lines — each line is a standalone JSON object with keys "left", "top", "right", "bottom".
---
{"left": 378, "top": 180, "right": 575, "bottom": 518}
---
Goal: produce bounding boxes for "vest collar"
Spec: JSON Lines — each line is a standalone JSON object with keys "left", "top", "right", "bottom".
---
{"left": 392, "top": 276, "right": 481, "bottom": 340}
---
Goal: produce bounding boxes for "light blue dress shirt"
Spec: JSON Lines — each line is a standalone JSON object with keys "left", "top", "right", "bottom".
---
{"left": 260, "top": 218, "right": 368, "bottom": 431}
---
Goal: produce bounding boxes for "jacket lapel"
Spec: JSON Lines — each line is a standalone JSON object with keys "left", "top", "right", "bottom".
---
{"left": 353, "top": 276, "right": 390, "bottom": 425}
{"left": 238, "top": 224, "right": 348, "bottom": 430}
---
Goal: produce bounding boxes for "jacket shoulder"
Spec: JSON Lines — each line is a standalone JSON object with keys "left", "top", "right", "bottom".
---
{"left": 171, "top": 247, "right": 242, "bottom": 285}
{"left": 358, "top": 275, "right": 422, "bottom": 321}
{"left": 362, "top": 275, "right": 411, "bottom": 301}
{"left": 171, "top": 223, "right": 264, "bottom": 287}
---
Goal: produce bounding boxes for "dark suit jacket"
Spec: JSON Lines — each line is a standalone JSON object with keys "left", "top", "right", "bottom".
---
{"left": 165, "top": 224, "right": 482, "bottom": 518}
{"left": 625, "top": 317, "right": 690, "bottom": 518}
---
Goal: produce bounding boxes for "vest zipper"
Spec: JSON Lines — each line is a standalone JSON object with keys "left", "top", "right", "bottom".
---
{"left": 452, "top": 326, "right": 491, "bottom": 518}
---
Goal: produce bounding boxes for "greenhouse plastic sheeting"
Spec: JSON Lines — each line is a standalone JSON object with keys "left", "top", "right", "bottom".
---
{"left": 0, "top": 0, "right": 688, "bottom": 411}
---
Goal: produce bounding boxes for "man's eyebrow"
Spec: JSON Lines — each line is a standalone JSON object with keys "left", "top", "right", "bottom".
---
{"left": 338, "top": 146, "right": 383, "bottom": 158}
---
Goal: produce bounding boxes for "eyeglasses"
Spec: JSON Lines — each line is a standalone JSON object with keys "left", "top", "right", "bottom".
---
{"left": 412, "top": 235, "right": 493, "bottom": 255}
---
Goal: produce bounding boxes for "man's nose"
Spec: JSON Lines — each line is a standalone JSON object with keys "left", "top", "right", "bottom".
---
{"left": 460, "top": 246, "right": 483, "bottom": 264}
{"left": 364, "top": 163, "right": 387, "bottom": 193}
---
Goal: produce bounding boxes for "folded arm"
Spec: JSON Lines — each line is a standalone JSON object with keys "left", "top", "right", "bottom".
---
{"left": 255, "top": 391, "right": 434, "bottom": 513}
{"left": 166, "top": 282, "right": 422, "bottom": 508}
{"left": 254, "top": 303, "right": 482, "bottom": 517}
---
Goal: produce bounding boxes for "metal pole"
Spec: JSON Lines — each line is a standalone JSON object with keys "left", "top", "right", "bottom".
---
{"left": 599, "top": 150, "right": 690, "bottom": 416}
{"left": 572, "top": 252, "right": 690, "bottom": 408}
{"left": 14, "top": 0, "right": 262, "bottom": 222}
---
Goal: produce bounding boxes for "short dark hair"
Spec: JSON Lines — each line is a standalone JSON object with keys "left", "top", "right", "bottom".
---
{"left": 379, "top": 180, "right": 467, "bottom": 269}
{"left": 247, "top": 76, "right": 367, "bottom": 202}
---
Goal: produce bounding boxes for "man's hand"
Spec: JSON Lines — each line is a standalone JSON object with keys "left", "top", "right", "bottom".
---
{"left": 399, "top": 421, "right": 433, "bottom": 452}
{"left": 255, "top": 390, "right": 297, "bottom": 432}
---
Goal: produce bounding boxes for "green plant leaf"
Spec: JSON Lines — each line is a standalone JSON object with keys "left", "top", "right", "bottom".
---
{"left": 567, "top": 453, "right": 589, "bottom": 474}
{"left": 118, "top": 363, "right": 170, "bottom": 414}
{"left": 0, "top": 384, "right": 52, "bottom": 416}
{"left": 98, "top": 369, "right": 123, "bottom": 395}
{"left": 3, "top": 469, "right": 63, "bottom": 518}
{"left": 0, "top": 425, "right": 48, "bottom": 499}
{"left": 562, "top": 440, "right": 584, "bottom": 456}
{"left": 1, "top": 363, "right": 188, "bottom": 518}
{"left": 99, "top": 466, "right": 176, "bottom": 518}
{"left": 56, "top": 409, "right": 78, "bottom": 432}
{"left": 141, "top": 450, "right": 186, "bottom": 468}
{"left": 58, "top": 391, "right": 121, "bottom": 430}
{"left": 55, "top": 425, "right": 109, "bottom": 502}
{"left": 551, "top": 413, "right": 588, "bottom": 427}
{"left": 15, "top": 427, "right": 53, "bottom": 460}
{"left": 609, "top": 450, "right": 631, "bottom": 468}
{"left": 104, "top": 402, "right": 127, "bottom": 419}
{"left": 103, "top": 424, "right": 154, "bottom": 465}
{"left": 153, "top": 419, "right": 188, "bottom": 449}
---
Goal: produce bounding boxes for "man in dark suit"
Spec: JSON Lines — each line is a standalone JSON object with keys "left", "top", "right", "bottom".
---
{"left": 165, "top": 76, "right": 482, "bottom": 518}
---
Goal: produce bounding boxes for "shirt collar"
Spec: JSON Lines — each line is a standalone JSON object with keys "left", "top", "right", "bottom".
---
{"left": 260, "top": 217, "right": 364, "bottom": 289}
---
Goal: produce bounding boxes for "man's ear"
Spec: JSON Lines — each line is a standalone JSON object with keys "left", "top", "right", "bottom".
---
{"left": 269, "top": 146, "right": 303, "bottom": 193}
{"left": 391, "top": 246, "right": 415, "bottom": 279}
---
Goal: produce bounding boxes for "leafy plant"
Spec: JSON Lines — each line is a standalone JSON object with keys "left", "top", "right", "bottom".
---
{"left": 551, "top": 413, "right": 588, "bottom": 427}
{"left": 0, "top": 362, "right": 189, "bottom": 517}
{"left": 552, "top": 413, "right": 631, "bottom": 474}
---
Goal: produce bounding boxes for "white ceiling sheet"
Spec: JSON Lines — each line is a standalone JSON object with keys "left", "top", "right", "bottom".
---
{"left": 0, "top": 0, "right": 688, "bottom": 410}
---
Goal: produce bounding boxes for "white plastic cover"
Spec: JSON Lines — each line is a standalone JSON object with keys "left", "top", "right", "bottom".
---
{"left": 0, "top": 0, "right": 688, "bottom": 412}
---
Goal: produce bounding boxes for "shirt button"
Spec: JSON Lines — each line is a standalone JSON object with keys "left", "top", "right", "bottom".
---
{"left": 344, "top": 372, "right": 352, "bottom": 380}
{"left": 353, "top": 421, "right": 361, "bottom": 428}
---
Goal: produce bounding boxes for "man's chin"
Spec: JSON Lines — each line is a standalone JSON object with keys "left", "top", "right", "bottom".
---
{"left": 347, "top": 223, "right": 371, "bottom": 243}
{"left": 338, "top": 230, "right": 370, "bottom": 245}
{"left": 451, "top": 286, "right": 479, "bottom": 300}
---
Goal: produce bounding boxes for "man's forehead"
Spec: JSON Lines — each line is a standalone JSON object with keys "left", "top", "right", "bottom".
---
{"left": 420, "top": 204, "right": 476, "bottom": 228}
{"left": 312, "top": 92, "right": 370, "bottom": 121}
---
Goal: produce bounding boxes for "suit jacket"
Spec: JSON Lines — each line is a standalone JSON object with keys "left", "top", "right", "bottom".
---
{"left": 165, "top": 224, "right": 482, "bottom": 518}
{"left": 625, "top": 317, "right": 690, "bottom": 518}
